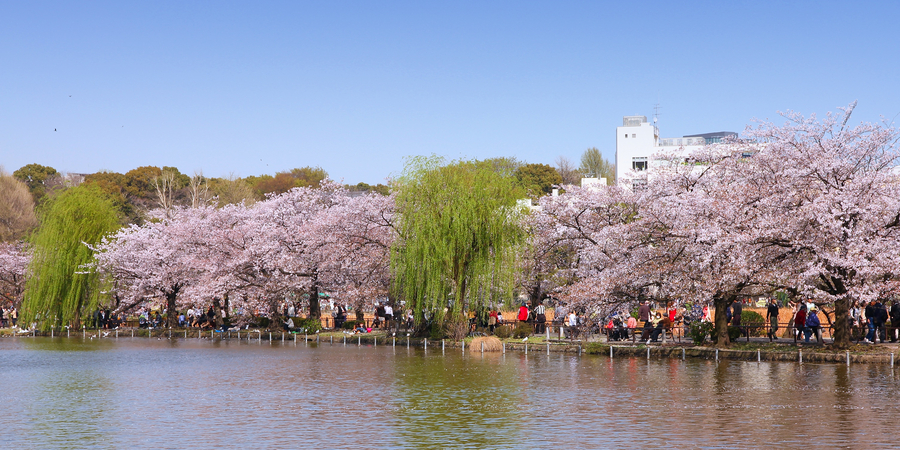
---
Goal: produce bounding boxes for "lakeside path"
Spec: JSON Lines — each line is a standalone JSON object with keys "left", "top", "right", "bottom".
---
{"left": 5, "top": 326, "right": 900, "bottom": 365}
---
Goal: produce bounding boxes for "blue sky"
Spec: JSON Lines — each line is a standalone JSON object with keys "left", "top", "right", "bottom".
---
{"left": 2, "top": 1, "right": 898, "bottom": 184}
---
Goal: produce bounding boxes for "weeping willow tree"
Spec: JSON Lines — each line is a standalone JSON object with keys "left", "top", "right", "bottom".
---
{"left": 21, "top": 185, "right": 120, "bottom": 330}
{"left": 391, "top": 156, "right": 527, "bottom": 330}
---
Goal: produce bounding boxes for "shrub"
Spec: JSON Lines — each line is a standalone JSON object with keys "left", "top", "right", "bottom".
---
{"left": 740, "top": 310, "right": 765, "bottom": 337}
{"left": 427, "top": 322, "right": 444, "bottom": 340}
{"left": 342, "top": 320, "right": 358, "bottom": 330}
{"left": 295, "top": 318, "right": 322, "bottom": 333}
{"left": 728, "top": 326, "right": 742, "bottom": 342}
{"left": 688, "top": 321, "right": 713, "bottom": 345}
{"left": 444, "top": 320, "right": 469, "bottom": 340}
{"left": 512, "top": 323, "right": 532, "bottom": 339}
{"left": 494, "top": 325, "right": 512, "bottom": 339}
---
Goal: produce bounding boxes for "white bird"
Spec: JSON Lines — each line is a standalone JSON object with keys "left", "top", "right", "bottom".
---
{"left": 102, "top": 332, "right": 110, "bottom": 337}
{"left": 522, "top": 337, "right": 528, "bottom": 342}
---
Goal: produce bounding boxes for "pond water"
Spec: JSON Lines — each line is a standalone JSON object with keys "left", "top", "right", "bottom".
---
{"left": 2, "top": 336, "right": 899, "bottom": 449}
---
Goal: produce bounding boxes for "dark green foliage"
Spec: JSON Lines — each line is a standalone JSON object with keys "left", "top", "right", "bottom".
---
{"left": 429, "top": 323, "right": 445, "bottom": 340}
{"left": 295, "top": 318, "right": 322, "bottom": 333}
{"left": 688, "top": 321, "right": 713, "bottom": 345}
{"left": 21, "top": 185, "right": 121, "bottom": 330}
{"left": 515, "top": 163, "right": 562, "bottom": 198}
{"left": 512, "top": 323, "right": 532, "bottom": 339}
{"left": 13, "top": 163, "right": 60, "bottom": 204}
{"left": 342, "top": 320, "right": 359, "bottom": 330}
{"left": 741, "top": 310, "right": 765, "bottom": 337}
{"left": 493, "top": 325, "right": 512, "bottom": 339}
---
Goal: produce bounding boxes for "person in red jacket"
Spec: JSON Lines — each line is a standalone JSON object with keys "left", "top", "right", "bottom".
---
{"left": 518, "top": 304, "right": 530, "bottom": 323}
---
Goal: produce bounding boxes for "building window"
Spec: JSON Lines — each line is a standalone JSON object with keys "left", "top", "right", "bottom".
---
{"left": 632, "top": 134, "right": 636, "bottom": 138}
{"left": 624, "top": 134, "right": 628, "bottom": 138}
{"left": 632, "top": 157, "right": 648, "bottom": 171}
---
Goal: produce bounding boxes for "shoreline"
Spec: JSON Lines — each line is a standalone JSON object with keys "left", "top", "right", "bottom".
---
{"left": 4, "top": 327, "right": 899, "bottom": 365}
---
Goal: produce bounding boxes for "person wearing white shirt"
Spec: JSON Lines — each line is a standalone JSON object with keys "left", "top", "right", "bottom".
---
{"left": 384, "top": 304, "right": 394, "bottom": 330}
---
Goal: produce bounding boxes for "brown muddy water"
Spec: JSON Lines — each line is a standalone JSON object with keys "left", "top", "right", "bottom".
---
{"left": 1, "top": 336, "right": 898, "bottom": 449}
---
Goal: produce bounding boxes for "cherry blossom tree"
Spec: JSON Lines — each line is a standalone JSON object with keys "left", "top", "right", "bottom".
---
{"left": 0, "top": 242, "right": 29, "bottom": 306}
{"left": 738, "top": 103, "right": 900, "bottom": 348}
{"left": 92, "top": 207, "right": 206, "bottom": 327}
{"left": 537, "top": 104, "right": 900, "bottom": 348}
{"left": 92, "top": 181, "right": 396, "bottom": 329}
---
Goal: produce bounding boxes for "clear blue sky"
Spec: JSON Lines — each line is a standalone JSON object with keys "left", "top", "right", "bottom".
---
{"left": 2, "top": 1, "right": 898, "bottom": 184}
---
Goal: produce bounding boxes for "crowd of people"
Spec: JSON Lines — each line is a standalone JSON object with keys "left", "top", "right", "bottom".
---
{"left": 10, "top": 296, "right": 900, "bottom": 347}
{"left": 850, "top": 299, "right": 900, "bottom": 344}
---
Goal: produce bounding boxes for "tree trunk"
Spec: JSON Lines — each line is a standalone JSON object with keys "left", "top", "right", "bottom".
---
{"left": 832, "top": 294, "right": 851, "bottom": 349}
{"left": 213, "top": 296, "right": 225, "bottom": 329}
{"left": 165, "top": 287, "right": 179, "bottom": 328}
{"left": 713, "top": 295, "right": 731, "bottom": 347}
{"left": 309, "top": 283, "right": 321, "bottom": 320}
{"left": 529, "top": 283, "right": 542, "bottom": 308}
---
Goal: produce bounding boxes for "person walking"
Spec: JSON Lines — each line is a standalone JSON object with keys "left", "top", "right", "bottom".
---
{"left": 731, "top": 299, "right": 744, "bottom": 338}
{"left": 383, "top": 303, "right": 393, "bottom": 331}
{"left": 890, "top": 300, "right": 900, "bottom": 343}
{"left": 873, "top": 299, "right": 888, "bottom": 343}
{"left": 794, "top": 304, "right": 807, "bottom": 343}
{"left": 804, "top": 306, "right": 822, "bottom": 344}
{"left": 534, "top": 303, "right": 546, "bottom": 334}
{"left": 638, "top": 301, "right": 651, "bottom": 340}
{"left": 864, "top": 301, "right": 877, "bottom": 343}
{"left": 766, "top": 299, "right": 780, "bottom": 341}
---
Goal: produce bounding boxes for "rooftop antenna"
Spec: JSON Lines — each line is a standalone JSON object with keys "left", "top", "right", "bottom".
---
{"left": 653, "top": 101, "right": 661, "bottom": 141}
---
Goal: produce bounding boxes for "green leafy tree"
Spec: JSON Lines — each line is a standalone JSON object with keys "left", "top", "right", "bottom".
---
{"left": 210, "top": 174, "right": 257, "bottom": 206}
{"left": 579, "top": 147, "right": 615, "bottom": 184}
{"left": 20, "top": 185, "right": 121, "bottom": 330}
{"left": 13, "top": 163, "right": 61, "bottom": 204}
{"left": 391, "top": 156, "right": 526, "bottom": 331}
{"left": 290, "top": 166, "right": 328, "bottom": 188}
{"left": 515, "top": 163, "right": 562, "bottom": 198}
{"left": 481, "top": 157, "right": 523, "bottom": 178}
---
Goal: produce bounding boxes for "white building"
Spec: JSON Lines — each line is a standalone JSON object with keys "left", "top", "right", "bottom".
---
{"left": 615, "top": 115, "right": 736, "bottom": 187}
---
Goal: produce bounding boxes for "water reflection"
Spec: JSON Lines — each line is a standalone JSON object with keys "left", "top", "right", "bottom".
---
{"left": 3, "top": 338, "right": 900, "bottom": 448}
{"left": 392, "top": 352, "right": 521, "bottom": 448}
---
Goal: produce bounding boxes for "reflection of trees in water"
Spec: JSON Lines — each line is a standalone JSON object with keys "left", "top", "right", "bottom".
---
{"left": 391, "top": 352, "right": 521, "bottom": 448}
{"left": 832, "top": 365, "right": 857, "bottom": 441}
{"left": 27, "top": 364, "right": 111, "bottom": 447}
